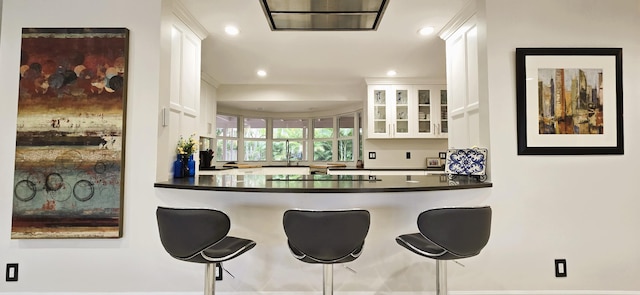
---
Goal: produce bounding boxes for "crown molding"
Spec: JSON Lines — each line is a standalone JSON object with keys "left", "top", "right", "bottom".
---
{"left": 438, "top": 0, "right": 478, "bottom": 41}
{"left": 172, "top": 0, "right": 208, "bottom": 40}
{"left": 201, "top": 72, "right": 220, "bottom": 88}
{"left": 364, "top": 78, "right": 446, "bottom": 85}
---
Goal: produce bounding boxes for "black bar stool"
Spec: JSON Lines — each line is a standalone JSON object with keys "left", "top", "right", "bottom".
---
{"left": 395, "top": 206, "right": 492, "bottom": 295}
{"left": 156, "top": 207, "right": 256, "bottom": 295}
{"left": 283, "top": 209, "right": 370, "bottom": 295}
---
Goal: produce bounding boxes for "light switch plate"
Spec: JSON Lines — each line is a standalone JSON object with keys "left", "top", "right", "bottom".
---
{"left": 555, "top": 259, "right": 567, "bottom": 277}
{"left": 6, "top": 263, "right": 18, "bottom": 282}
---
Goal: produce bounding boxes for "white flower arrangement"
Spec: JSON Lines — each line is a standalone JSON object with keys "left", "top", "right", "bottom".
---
{"left": 176, "top": 133, "right": 198, "bottom": 155}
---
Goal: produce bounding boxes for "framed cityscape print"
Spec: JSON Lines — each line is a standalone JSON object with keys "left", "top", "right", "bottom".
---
{"left": 12, "top": 28, "right": 129, "bottom": 238}
{"left": 515, "top": 48, "right": 623, "bottom": 155}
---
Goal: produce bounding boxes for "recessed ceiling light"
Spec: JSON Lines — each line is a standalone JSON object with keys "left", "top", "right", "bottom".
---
{"left": 387, "top": 70, "right": 397, "bottom": 76}
{"left": 225, "top": 26, "right": 239, "bottom": 36}
{"left": 418, "top": 26, "right": 435, "bottom": 36}
{"left": 257, "top": 70, "right": 267, "bottom": 77}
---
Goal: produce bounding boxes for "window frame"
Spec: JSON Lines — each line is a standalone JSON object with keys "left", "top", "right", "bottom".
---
{"left": 215, "top": 112, "right": 360, "bottom": 165}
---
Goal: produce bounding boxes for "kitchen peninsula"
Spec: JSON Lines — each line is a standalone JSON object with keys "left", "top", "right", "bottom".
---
{"left": 154, "top": 173, "right": 492, "bottom": 292}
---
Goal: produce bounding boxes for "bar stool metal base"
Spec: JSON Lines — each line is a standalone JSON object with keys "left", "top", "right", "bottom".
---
{"left": 436, "top": 260, "right": 447, "bottom": 295}
{"left": 205, "top": 263, "right": 216, "bottom": 295}
{"left": 323, "top": 264, "right": 333, "bottom": 295}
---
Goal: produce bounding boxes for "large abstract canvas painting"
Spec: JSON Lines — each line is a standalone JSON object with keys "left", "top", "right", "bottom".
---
{"left": 12, "top": 28, "right": 129, "bottom": 238}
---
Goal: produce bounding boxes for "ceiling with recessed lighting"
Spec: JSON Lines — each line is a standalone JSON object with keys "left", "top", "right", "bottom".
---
{"left": 179, "top": 0, "right": 468, "bottom": 112}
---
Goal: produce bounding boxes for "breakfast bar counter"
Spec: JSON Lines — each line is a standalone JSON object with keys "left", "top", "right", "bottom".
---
{"left": 153, "top": 174, "right": 492, "bottom": 193}
{"left": 153, "top": 173, "right": 493, "bottom": 293}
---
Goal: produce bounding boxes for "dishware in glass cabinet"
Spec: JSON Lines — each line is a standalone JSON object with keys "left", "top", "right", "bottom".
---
{"left": 375, "top": 91, "right": 385, "bottom": 104}
{"left": 396, "top": 90, "right": 407, "bottom": 104}
{"left": 419, "top": 90, "right": 430, "bottom": 104}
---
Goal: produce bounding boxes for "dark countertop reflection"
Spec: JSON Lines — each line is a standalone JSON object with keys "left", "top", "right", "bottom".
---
{"left": 154, "top": 174, "right": 491, "bottom": 193}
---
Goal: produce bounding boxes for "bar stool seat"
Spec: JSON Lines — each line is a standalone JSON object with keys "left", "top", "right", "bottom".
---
{"left": 396, "top": 206, "right": 492, "bottom": 295}
{"left": 283, "top": 209, "right": 370, "bottom": 295}
{"left": 156, "top": 207, "right": 256, "bottom": 295}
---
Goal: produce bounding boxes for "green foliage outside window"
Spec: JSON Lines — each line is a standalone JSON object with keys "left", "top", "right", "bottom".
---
{"left": 313, "top": 141, "right": 333, "bottom": 161}
{"left": 273, "top": 140, "right": 305, "bottom": 161}
{"left": 338, "top": 139, "right": 353, "bottom": 161}
{"left": 244, "top": 140, "right": 266, "bottom": 161}
{"left": 314, "top": 128, "right": 333, "bottom": 139}
{"left": 217, "top": 139, "right": 237, "bottom": 161}
{"left": 273, "top": 128, "right": 304, "bottom": 139}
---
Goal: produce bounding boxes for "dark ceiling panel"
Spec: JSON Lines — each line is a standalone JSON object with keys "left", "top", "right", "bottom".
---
{"left": 260, "top": 0, "right": 389, "bottom": 31}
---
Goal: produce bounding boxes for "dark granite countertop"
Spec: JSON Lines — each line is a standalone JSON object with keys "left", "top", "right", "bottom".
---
{"left": 154, "top": 174, "right": 491, "bottom": 193}
{"left": 328, "top": 167, "right": 446, "bottom": 171}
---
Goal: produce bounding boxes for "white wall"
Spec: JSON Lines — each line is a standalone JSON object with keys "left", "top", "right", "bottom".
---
{"left": 482, "top": 0, "right": 640, "bottom": 290}
{"left": 0, "top": 0, "right": 168, "bottom": 292}
{"left": 1, "top": 0, "right": 640, "bottom": 294}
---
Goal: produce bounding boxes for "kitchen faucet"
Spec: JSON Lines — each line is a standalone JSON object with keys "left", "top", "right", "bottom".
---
{"left": 285, "top": 139, "right": 290, "bottom": 166}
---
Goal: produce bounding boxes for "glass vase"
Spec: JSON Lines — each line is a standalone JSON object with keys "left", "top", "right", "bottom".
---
{"left": 173, "top": 154, "right": 191, "bottom": 178}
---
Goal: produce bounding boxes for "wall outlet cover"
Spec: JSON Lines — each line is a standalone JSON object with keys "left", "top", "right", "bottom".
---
{"left": 6, "top": 263, "right": 18, "bottom": 282}
{"left": 555, "top": 259, "right": 567, "bottom": 277}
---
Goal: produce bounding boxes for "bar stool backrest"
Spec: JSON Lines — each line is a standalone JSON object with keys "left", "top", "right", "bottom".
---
{"left": 156, "top": 207, "right": 231, "bottom": 259}
{"left": 283, "top": 209, "right": 370, "bottom": 262}
{"left": 417, "top": 206, "right": 492, "bottom": 258}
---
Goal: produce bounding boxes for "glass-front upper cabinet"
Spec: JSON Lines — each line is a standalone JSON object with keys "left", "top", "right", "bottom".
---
{"left": 440, "top": 89, "right": 448, "bottom": 136}
{"left": 367, "top": 84, "right": 412, "bottom": 139}
{"left": 367, "top": 81, "right": 448, "bottom": 139}
{"left": 369, "top": 85, "right": 388, "bottom": 138}
{"left": 416, "top": 85, "right": 447, "bottom": 138}
{"left": 393, "top": 86, "right": 410, "bottom": 138}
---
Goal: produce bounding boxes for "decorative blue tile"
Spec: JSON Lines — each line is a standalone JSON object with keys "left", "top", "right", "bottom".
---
{"left": 445, "top": 148, "right": 487, "bottom": 176}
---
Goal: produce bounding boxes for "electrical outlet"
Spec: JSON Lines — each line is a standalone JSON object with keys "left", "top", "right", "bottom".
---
{"left": 406, "top": 152, "right": 411, "bottom": 159}
{"left": 555, "top": 259, "right": 567, "bottom": 277}
{"left": 6, "top": 263, "right": 18, "bottom": 282}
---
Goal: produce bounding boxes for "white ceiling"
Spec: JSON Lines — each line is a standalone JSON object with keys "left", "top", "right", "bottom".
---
{"left": 179, "top": 0, "right": 468, "bottom": 112}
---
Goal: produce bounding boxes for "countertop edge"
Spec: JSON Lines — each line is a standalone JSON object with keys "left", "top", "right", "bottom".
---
{"left": 154, "top": 176, "right": 492, "bottom": 193}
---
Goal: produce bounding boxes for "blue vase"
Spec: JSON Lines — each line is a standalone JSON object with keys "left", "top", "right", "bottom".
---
{"left": 173, "top": 154, "right": 191, "bottom": 178}
{"left": 173, "top": 155, "right": 184, "bottom": 178}
{"left": 188, "top": 154, "right": 196, "bottom": 177}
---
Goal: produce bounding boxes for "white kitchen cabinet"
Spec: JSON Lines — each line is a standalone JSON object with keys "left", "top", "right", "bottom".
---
{"left": 416, "top": 86, "right": 448, "bottom": 138}
{"left": 367, "top": 80, "right": 448, "bottom": 139}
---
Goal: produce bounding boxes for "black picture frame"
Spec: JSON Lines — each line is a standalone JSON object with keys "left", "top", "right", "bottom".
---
{"left": 515, "top": 48, "right": 623, "bottom": 155}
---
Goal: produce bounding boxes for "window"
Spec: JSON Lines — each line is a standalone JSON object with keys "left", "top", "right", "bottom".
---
{"left": 313, "top": 117, "right": 333, "bottom": 161}
{"left": 214, "top": 113, "right": 359, "bottom": 164}
{"left": 272, "top": 119, "right": 308, "bottom": 162}
{"left": 243, "top": 118, "right": 266, "bottom": 161}
{"left": 216, "top": 114, "right": 238, "bottom": 161}
{"left": 337, "top": 115, "right": 354, "bottom": 161}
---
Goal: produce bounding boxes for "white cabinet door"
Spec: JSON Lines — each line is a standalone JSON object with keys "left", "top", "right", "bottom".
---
{"left": 368, "top": 85, "right": 393, "bottom": 138}
{"left": 437, "top": 88, "right": 449, "bottom": 138}
{"left": 367, "top": 84, "right": 414, "bottom": 139}
{"left": 415, "top": 85, "right": 448, "bottom": 138}
{"left": 391, "top": 85, "right": 412, "bottom": 138}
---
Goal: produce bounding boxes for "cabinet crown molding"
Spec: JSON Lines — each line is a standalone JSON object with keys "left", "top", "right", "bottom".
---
{"left": 438, "top": 0, "right": 477, "bottom": 41}
{"left": 173, "top": 0, "right": 208, "bottom": 40}
{"left": 365, "top": 78, "right": 446, "bottom": 85}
